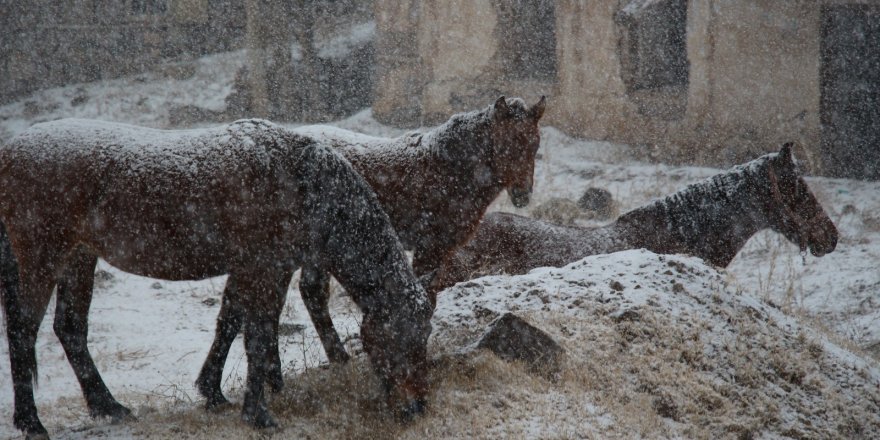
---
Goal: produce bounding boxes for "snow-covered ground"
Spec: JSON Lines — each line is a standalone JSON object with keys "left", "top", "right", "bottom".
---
{"left": 0, "top": 50, "right": 878, "bottom": 438}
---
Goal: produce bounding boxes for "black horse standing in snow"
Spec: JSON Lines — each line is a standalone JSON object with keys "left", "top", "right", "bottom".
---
{"left": 0, "top": 118, "right": 433, "bottom": 438}
{"left": 196, "top": 96, "right": 546, "bottom": 408}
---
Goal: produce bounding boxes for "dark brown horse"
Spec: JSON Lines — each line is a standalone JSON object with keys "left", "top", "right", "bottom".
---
{"left": 196, "top": 96, "right": 546, "bottom": 407}
{"left": 0, "top": 118, "right": 433, "bottom": 438}
{"left": 431, "top": 144, "right": 839, "bottom": 291}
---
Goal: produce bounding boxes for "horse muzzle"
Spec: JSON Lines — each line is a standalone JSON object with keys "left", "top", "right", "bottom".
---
{"left": 387, "top": 377, "right": 429, "bottom": 423}
{"left": 508, "top": 187, "right": 531, "bottom": 208}
{"left": 807, "top": 219, "right": 838, "bottom": 257}
{"left": 397, "top": 397, "right": 427, "bottom": 422}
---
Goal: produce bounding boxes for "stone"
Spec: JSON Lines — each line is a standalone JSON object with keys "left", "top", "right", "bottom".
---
{"left": 477, "top": 313, "right": 564, "bottom": 374}
{"left": 531, "top": 198, "right": 582, "bottom": 225}
{"left": 577, "top": 187, "right": 616, "bottom": 219}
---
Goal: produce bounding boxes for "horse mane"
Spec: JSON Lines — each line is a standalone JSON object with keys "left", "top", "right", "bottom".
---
{"left": 617, "top": 152, "right": 778, "bottom": 263}
{"left": 418, "top": 98, "right": 530, "bottom": 161}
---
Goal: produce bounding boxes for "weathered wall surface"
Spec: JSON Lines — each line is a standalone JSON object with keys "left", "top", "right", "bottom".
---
{"left": 691, "top": 0, "right": 821, "bottom": 165}
{"left": 375, "top": 0, "right": 557, "bottom": 126}
{"left": 372, "top": 0, "right": 867, "bottom": 171}
{"left": 417, "top": 0, "right": 499, "bottom": 122}
{"left": 554, "top": 0, "right": 650, "bottom": 142}
{"left": 0, "top": 0, "right": 245, "bottom": 106}
{"left": 373, "top": 0, "right": 425, "bottom": 126}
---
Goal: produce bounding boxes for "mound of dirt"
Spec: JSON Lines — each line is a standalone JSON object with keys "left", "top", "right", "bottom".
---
{"left": 427, "top": 249, "right": 880, "bottom": 438}
{"left": 36, "top": 250, "right": 880, "bottom": 439}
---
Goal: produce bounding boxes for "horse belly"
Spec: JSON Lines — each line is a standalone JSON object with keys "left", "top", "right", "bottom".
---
{"left": 86, "top": 216, "right": 231, "bottom": 281}
{"left": 81, "top": 186, "right": 240, "bottom": 280}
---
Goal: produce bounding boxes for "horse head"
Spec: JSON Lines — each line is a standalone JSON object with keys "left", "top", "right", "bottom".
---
{"left": 489, "top": 96, "right": 546, "bottom": 208}
{"left": 765, "top": 143, "right": 838, "bottom": 257}
{"left": 360, "top": 294, "right": 433, "bottom": 420}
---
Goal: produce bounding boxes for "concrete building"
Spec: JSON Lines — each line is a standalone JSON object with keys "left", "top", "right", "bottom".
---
{"left": 0, "top": 0, "right": 246, "bottom": 106}
{"left": 373, "top": 0, "right": 880, "bottom": 179}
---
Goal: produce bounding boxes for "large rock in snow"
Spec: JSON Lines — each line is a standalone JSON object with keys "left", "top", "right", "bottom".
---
{"left": 476, "top": 312, "right": 564, "bottom": 374}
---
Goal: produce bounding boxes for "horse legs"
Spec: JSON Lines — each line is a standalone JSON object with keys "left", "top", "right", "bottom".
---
{"left": 412, "top": 249, "right": 447, "bottom": 306}
{"left": 266, "top": 267, "right": 293, "bottom": 393}
{"left": 196, "top": 275, "right": 243, "bottom": 409}
{"left": 299, "top": 265, "right": 349, "bottom": 364}
{"left": 230, "top": 267, "right": 285, "bottom": 429}
{"left": 196, "top": 266, "right": 292, "bottom": 410}
{"left": 1, "top": 232, "right": 65, "bottom": 438}
{"left": 53, "top": 249, "right": 132, "bottom": 422}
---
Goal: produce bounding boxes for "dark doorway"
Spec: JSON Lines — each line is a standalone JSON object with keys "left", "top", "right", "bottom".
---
{"left": 820, "top": 5, "right": 880, "bottom": 180}
{"left": 616, "top": 0, "right": 689, "bottom": 120}
{"left": 494, "top": 0, "right": 557, "bottom": 82}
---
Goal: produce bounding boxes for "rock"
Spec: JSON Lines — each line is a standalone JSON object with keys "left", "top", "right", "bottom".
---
{"left": 531, "top": 198, "right": 582, "bottom": 225}
{"left": 577, "top": 187, "right": 616, "bottom": 220}
{"left": 70, "top": 87, "right": 89, "bottom": 107}
{"left": 94, "top": 269, "right": 115, "bottom": 283}
{"left": 477, "top": 313, "right": 564, "bottom": 374}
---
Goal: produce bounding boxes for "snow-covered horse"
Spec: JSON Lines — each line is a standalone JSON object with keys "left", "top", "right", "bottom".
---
{"left": 196, "top": 96, "right": 546, "bottom": 407}
{"left": 431, "top": 144, "right": 839, "bottom": 291}
{"left": 0, "top": 119, "right": 433, "bottom": 437}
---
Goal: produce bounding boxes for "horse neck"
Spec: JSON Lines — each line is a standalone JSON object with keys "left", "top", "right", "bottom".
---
{"left": 419, "top": 112, "right": 504, "bottom": 204}
{"left": 617, "top": 164, "right": 773, "bottom": 267}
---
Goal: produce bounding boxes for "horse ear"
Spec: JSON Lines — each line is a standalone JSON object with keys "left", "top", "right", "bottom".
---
{"left": 529, "top": 96, "right": 546, "bottom": 120}
{"left": 494, "top": 96, "right": 510, "bottom": 119}
{"left": 780, "top": 142, "right": 794, "bottom": 163}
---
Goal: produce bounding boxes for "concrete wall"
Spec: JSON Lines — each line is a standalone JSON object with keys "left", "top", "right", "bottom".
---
{"left": 689, "top": 0, "right": 822, "bottom": 165}
{"left": 373, "top": 0, "right": 421, "bottom": 125}
{"left": 372, "top": 0, "right": 857, "bottom": 170}
{"left": 374, "top": 0, "right": 556, "bottom": 126}
{"left": 0, "top": 0, "right": 245, "bottom": 106}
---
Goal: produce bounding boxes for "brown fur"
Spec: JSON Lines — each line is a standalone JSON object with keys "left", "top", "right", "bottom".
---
{"left": 0, "top": 118, "right": 433, "bottom": 437}
{"left": 196, "top": 96, "right": 546, "bottom": 404}
{"left": 432, "top": 144, "right": 839, "bottom": 291}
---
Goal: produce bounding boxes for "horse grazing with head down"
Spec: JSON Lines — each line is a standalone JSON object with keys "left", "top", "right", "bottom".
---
{"left": 196, "top": 96, "right": 546, "bottom": 407}
{"left": 430, "top": 144, "right": 839, "bottom": 291}
{"left": 0, "top": 118, "right": 433, "bottom": 438}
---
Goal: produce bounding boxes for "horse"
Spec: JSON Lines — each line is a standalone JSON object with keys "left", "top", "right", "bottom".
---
{"left": 195, "top": 96, "right": 546, "bottom": 408}
{"left": 430, "top": 143, "right": 839, "bottom": 291}
{"left": 0, "top": 118, "right": 433, "bottom": 438}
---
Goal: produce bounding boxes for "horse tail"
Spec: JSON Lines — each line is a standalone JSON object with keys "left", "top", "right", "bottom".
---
{"left": 0, "top": 220, "right": 37, "bottom": 386}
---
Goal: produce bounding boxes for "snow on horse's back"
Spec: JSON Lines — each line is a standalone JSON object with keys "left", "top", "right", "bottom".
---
{"left": 0, "top": 118, "right": 432, "bottom": 437}
{"left": 432, "top": 144, "right": 838, "bottom": 291}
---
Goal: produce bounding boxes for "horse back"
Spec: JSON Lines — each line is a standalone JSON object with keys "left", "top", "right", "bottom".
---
{"left": 294, "top": 126, "right": 440, "bottom": 246}
{"left": 0, "top": 119, "right": 306, "bottom": 279}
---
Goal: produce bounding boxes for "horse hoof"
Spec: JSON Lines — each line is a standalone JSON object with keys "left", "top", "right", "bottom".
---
{"left": 241, "top": 407, "right": 278, "bottom": 429}
{"left": 268, "top": 374, "right": 285, "bottom": 393}
{"left": 25, "top": 432, "right": 50, "bottom": 440}
{"left": 89, "top": 401, "right": 134, "bottom": 424}
{"left": 15, "top": 413, "right": 48, "bottom": 440}
{"left": 205, "top": 394, "right": 232, "bottom": 412}
{"left": 327, "top": 348, "right": 351, "bottom": 364}
{"left": 111, "top": 409, "right": 137, "bottom": 425}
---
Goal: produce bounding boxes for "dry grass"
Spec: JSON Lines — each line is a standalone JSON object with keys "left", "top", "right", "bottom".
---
{"left": 74, "top": 301, "right": 878, "bottom": 439}
{"left": 43, "top": 253, "right": 880, "bottom": 439}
